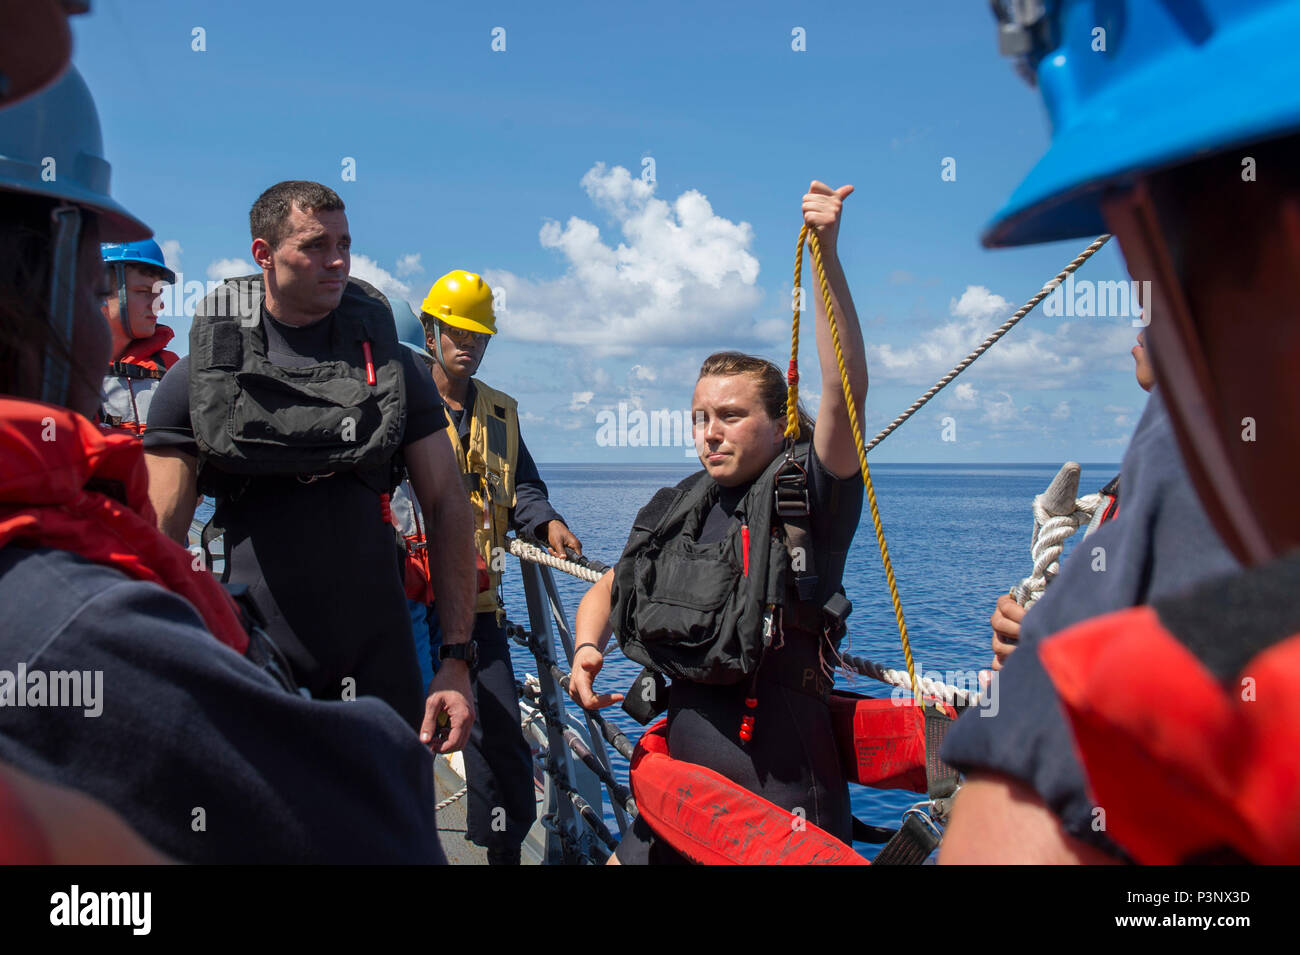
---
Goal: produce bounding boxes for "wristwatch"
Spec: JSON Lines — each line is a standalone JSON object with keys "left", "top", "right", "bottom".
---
{"left": 439, "top": 640, "right": 479, "bottom": 668}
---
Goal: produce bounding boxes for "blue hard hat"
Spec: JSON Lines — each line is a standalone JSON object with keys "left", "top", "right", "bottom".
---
{"left": 984, "top": 0, "right": 1300, "bottom": 248}
{"left": 392, "top": 296, "right": 433, "bottom": 362}
{"left": 0, "top": 66, "right": 149, "bottom": 242}
{"left": 102, "top": 239, "right": 176, "bottom": 285}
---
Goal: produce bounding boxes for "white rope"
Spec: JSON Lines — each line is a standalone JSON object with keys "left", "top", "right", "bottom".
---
{"left": 1012, "top": 492, "right": 1102, "bottom": 607}
{"left": 508, "top": 538, "right": 605, "bottom": 583}
{"left": 840, "top": 651, "right": 981, "bottom": 708}
{"left": 435, "top": 786, "right": 468, "bottom": 812}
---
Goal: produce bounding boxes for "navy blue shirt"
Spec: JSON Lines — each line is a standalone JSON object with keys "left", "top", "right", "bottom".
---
{"left": 0, "top": 545, "right": 446, "bottom": 863}
{"left": 942, "top": 390, "right": 1240, "bottom": 853}
{"left": 144, "top": 310, "right": 448, "bottom": 728}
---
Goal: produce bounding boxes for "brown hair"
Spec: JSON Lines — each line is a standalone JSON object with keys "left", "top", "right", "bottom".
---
{"left": 0, "top": 193, "right": 85, "bottom": 399}
{"left": 697, "top": 351, "right": 815, "bottom": 435}
{"left": 249, "top": 180, "right": 345, "bottom": 250}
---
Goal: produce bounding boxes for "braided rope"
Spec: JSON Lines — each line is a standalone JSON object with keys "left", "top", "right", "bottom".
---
{"left": 864, "top": 234, "right": 1112, "bottom": 453}
{"left": 1012, "top": 493, "right": 1103, "bottom": 606}
{"left": 508, "top": 538, "right": 605, "bottom": 583}
{"left": 792, "top": 225, "right": 920, "bottom": 700}
{"left": 841, "top": 651, "right": 981, "bottom": 708}
{"left": 435, "top": 785, "right": 468, "bottom": 812}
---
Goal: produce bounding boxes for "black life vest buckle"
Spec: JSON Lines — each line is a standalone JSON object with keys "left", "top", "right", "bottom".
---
{"left": 773, "top": 452, "right": 810, "bottom": 518}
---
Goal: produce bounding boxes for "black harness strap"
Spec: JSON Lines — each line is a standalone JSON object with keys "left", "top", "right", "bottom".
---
{"left": 774, "top": 444, "right": 819, "bottom": 602}
{"left": 872, "top": 813, "right": 942, "bottom": 866}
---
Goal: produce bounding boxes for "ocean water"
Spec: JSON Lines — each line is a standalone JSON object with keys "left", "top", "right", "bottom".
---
{"left": 500, "top": 461, "right": 1120, "bottom": 857}
{"left": 196, "top": 460, "right": 1118, "bottom": 857}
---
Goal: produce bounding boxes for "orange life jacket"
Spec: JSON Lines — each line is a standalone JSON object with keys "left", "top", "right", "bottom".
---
{"left": 101, "top": 324, "right": 179, "bottom": 435}
{"left": 1039, "top": 598, "right": 1300, "bottom": 864}
{"left": 0, "top": 397, "right": 247, "bottom": 654}
{"left": 627, "top": 692, "right": 957, "bottom": 864}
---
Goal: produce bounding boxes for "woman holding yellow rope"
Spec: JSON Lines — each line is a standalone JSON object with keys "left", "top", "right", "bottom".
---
{"left": 568, "top": 181, "right": 869, "bottom": 864}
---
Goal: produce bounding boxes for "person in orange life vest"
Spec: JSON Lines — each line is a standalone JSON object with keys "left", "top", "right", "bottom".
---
{"left": 98, "top": 239, "right": 178, "bottom": 434}
{"left": 418, "top": 270, "right": 581, "bottom": 865}
{"left": 0, "top": 69, "right": 449, "bottom": 862}
{"left": 569, "top": 182, "right": 869, "bottom": 864}
{"left": 941, "top": 0, "right": 1300, "bottom": 864}
{"left": 988, "top": 330, "right": 1156, "bottom": 672}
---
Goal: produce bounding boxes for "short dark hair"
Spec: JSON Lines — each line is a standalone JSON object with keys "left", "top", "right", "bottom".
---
{"left": 249, "top": 180, "right": 345, "bottom": 250}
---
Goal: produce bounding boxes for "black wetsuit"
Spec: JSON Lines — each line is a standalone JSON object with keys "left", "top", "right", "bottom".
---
{"left": 144, "top": 310, "right": 447, "bottom": 729}
{"left": 615, "top": 445, "right": 864, "bottom": 864}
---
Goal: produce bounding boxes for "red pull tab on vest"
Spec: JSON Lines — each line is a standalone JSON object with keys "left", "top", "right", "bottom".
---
{"left": 362, "top": 341, "right": 376, "bottom": 386}
{"left": 741, "top": 523, "right": 750, "bottom": 577}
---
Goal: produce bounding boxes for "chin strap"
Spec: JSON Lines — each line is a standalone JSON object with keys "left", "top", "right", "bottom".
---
{"left": 432, "top": 319, "right": 450, "bottom": 373}
{"left": 114, "top": 260, "right": 131, "bottom": 341}
{"left": 41, "top": 205, "right": 83, "bottom": 407}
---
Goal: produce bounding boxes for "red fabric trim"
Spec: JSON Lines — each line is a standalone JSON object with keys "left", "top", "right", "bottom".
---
{"left": 117, "top": 324, "right": 177, "bottom": 371}
{"left": 0, "top": 398, "right": 248, "bottom": 655}
{"left": 829, "top": 692, "right": 956, "bottom": 791}
{"left": 1040, "top": 607, "right": 1300, "bottom": 864}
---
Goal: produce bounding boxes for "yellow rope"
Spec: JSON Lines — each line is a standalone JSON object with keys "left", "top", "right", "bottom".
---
{"left": 790, "top": 225, "right": 920, "bottom": 702}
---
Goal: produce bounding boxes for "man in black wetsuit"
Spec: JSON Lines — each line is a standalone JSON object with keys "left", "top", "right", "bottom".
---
{"left": 568, "top": 181, "right": 870, "bottom": 864}
{"left": 144, "top": 181, "right": 476, "bottom": 746}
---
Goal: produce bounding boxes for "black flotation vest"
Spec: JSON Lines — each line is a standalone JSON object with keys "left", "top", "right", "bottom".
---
{"left": 188, "top": 274, "right": 406, "bottom": 497}
{"left": 609, "top": 440, "right": 850, "bottom": 687}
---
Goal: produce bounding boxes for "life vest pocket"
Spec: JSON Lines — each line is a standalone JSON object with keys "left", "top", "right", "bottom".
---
{"left": 229, "top": 370, "right": 381, "bottom": 448}
{"left": 633, "top": 543, "right": 740, "bottom": 649}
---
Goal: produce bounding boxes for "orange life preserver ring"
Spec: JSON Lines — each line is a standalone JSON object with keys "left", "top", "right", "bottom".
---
{"left": 627, "top": 692, "right": 957, "bottom": 864}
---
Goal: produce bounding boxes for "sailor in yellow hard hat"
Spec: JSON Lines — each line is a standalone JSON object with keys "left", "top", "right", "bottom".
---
{"left": 418, "top": 270, "right": 583, "bottom": 864}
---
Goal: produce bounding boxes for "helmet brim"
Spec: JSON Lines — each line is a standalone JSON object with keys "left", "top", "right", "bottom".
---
{"left": 984, "top": 3, "right": 1300, "bottom": 248}
{"left": 434, "top": 312, "right": 497, "bottom": 336}
{"left": 4, "top": 176, "right": 152, "bottom": 244}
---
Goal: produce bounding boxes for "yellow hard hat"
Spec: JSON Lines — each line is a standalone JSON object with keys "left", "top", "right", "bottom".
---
{"left": 420, "top": 271, "right": 497, "bottom": 336}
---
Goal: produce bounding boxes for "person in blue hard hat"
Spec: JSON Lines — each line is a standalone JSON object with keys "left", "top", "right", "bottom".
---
{"left": 99, "top": 238, "right": 178, "bottom": 434}
{"left": 387, "top": 295, "right": 447, "bottom": 689}
{"left": 0, "top": 62, "right": 450, "bottom": 863}
{"left": 941, "top": 0, "right": 1300, "bottom": 864}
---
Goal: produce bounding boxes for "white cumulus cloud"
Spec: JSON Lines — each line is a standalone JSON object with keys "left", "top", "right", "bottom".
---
{"left": 158, "top": 239, "right": 183, "bottom": 273}
{"left": 868, "top": 283, "right": 1134, "bottom": 389}
{"left": 485, "top": 163, "right": 764, "bottom": 353}
{"left": 396, "top": 253, "right": 424, "bottom": 277}
{"left": 206, "top": 258, "right": 255, "bottom": 280}
{"left": 350, "top": 254, "right": 413, "bottom": 305}
{"left": 570, "top": 391, "right": 595, "bottom": 411}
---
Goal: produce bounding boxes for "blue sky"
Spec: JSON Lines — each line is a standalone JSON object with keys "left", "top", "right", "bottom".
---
{"left": 73, "top": 0, "right": 1144, "bottom": 464}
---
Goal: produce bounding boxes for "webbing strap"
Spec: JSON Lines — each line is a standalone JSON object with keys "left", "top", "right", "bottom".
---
{"left": 872, "top": 813, "right": 940, "bottom": 866}
{"left": 923, "top": 706, "right": 960, "bottom": 801}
